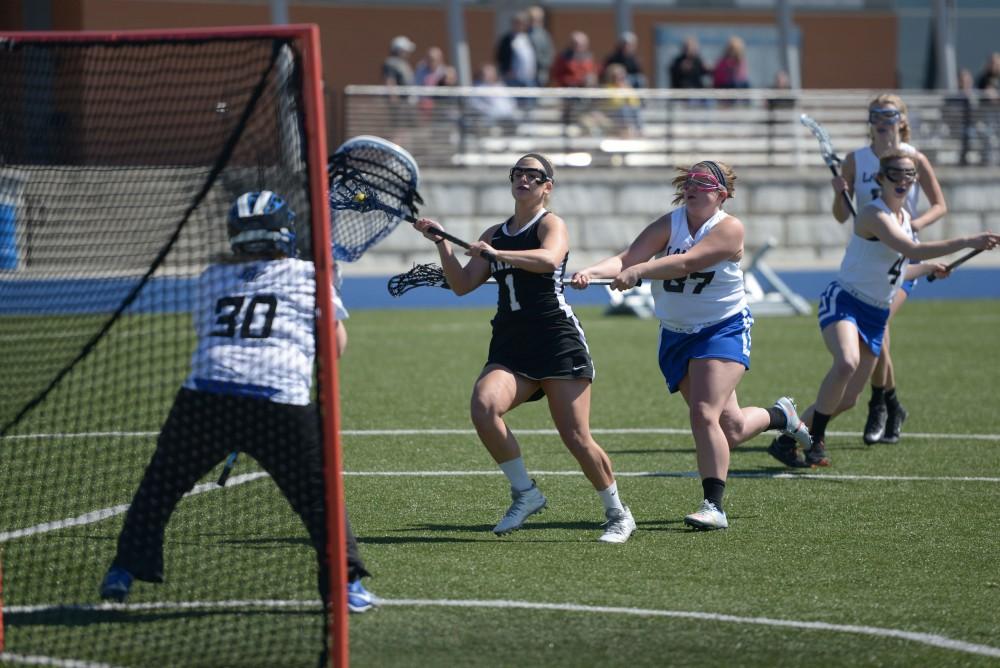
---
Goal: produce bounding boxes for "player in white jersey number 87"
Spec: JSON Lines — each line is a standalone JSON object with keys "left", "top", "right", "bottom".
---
{"left": 572, "top": 160, "right": 812, "bottom": 530}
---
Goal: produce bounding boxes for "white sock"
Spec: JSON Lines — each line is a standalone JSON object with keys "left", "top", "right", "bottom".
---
{"left": 499, "top": 457, "right": 533, "bottom": 492}
{"left": 598, "top": 481, "right": 625, "bottom": 512}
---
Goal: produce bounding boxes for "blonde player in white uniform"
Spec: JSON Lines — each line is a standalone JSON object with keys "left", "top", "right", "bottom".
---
{"left": 769, "top": 151, "right": 998, "bottom": 468}
{"left": 830, "top": 94, "right": 947, "bottom": 445}
{"left": 99, "top": 191, "right": 376, "bottom": 614}
{"left": 572, "top": 160, "right": 811, "bottom": 530}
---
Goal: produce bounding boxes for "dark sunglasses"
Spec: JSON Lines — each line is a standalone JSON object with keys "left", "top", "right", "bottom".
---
{"left": 509, "top": 167, "right": 551, "bottom": 184}
{"left": 868, "top": 108, "right": 901, "bottom": 125}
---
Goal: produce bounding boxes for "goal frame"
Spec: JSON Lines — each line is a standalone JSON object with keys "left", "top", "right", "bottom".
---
{"left": 0, "top": 24, "right": 348, "bottom": 667}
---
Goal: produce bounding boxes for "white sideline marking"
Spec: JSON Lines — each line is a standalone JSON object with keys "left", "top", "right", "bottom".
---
{"left": 3, "top": 467, "right": 997, "bottom": 543}
{"left": 5, "top": 598, "right": 1000, "bottom": 659}
{"left": 345, "top": 470, "right": 1000, "bottom": 483}
{"left": 4, "top": 427, "right": 1000, "bottom": 441}
{"left": 0, "top": 472, "right": 269, "bottom": 543}
{"left": 0, "top": 653, "right": 119, "bottom": 668}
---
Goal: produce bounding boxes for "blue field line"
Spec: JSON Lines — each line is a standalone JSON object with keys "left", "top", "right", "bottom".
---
{"left": 1, "top": 268, "right": 998, "bottom": 314}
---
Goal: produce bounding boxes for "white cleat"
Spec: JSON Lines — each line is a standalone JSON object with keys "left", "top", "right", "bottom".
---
{"left": 598, "top": 506, "right": 636, "bottom": 544}
{"left": 683, "top": 500, "right": 729, "bottom": 531}
{"left": 774, "top": 396, "right": 812, "bottom": 449}
{"left": 493, "top": 483, "right": 547, "bottom": 535}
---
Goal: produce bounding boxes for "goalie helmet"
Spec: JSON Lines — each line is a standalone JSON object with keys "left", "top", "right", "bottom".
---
{"left": 227, "top": 190, "right": 297, "bottom": 257}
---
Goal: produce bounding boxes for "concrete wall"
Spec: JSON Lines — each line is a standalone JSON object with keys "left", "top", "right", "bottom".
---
{"left": 344, "top": 167, "right": 1000, "bottom": 276}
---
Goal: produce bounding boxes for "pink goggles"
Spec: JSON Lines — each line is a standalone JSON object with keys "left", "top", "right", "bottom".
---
{"left": 684, "top": 172, "right": 725, "bottom": 193}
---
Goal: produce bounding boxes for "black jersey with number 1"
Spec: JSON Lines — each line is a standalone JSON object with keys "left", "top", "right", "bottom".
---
{"left": 484, "top": 210, "right": 594, "bottom": 394}
{"left": 489, "top": 210, "right": 570, "bottom": 322}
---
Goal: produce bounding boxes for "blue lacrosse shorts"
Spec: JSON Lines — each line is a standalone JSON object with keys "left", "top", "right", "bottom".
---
{"left": 657, "top": 308, "right": 753, "bottom": 394}
{"left": 817, "top": 281, "right": 891, "bottom": 356}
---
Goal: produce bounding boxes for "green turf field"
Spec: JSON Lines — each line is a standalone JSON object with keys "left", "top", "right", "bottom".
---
{"left": 2, "top": 300, "right": 999, "bottom": 667}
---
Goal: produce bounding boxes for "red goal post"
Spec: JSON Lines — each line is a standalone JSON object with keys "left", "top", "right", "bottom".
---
{"left": 0, "top": 24, "right": 348, "bottom": 667}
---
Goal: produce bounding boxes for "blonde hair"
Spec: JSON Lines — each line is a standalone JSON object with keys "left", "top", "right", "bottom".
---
{"left": 868, "top": 93, "right": 911, "bottom": 143}
{"left": 671, "top": 160, "right": 737, "bottom": 205}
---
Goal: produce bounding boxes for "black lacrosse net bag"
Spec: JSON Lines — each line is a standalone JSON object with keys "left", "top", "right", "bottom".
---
{"left": 0, "top": 34, "right": 333, "bottom": 667}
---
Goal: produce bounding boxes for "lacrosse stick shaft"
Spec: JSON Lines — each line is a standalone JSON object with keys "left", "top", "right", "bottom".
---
{"left": 828, "top": 165, "right": 858, "bottom": 219}
{"left": 217, "top": 451, "right": 239, "bottom": 487}
{"left": 402, "top": 214, "right": 497, "bottom": 263}
{"left": 926, "top": 248, "right": 983, "bottom": 282}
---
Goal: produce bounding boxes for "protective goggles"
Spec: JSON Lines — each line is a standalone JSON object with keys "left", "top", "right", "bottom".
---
{"left": 868, "top": 108, "right": 902, "bottom": 125}
{"left": 881, "top": 166, "right": 918, "bottom": 183}
{"left": 509, "top": 167, "right": 551, "bottom": 184}
{"left": 684, "top": 172, "right": 726, "bottom": 193}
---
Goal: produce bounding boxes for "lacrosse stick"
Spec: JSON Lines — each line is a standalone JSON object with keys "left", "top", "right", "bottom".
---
{"left": 926, "top": 249, "right": 983, "bottom": 283}
{"left": 217, "top": 450, "right": 239, "bottom": 487}
{"left": 800, "top": 114, "right": 857, "bottom": 218}
{"left": 387, "top": 262, "right": 638, "bottom": 297}
{"left": 328, "top": 135, "right": 494, "bottom": 262}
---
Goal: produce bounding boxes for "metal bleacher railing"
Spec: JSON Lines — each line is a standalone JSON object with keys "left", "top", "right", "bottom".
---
{"left": 342, "top": 85, "right": 1000, "bottom": 170}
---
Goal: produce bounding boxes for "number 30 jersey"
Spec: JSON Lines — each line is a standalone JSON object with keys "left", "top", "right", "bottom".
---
{"left": 650, "top": 207, "right": 747, "bottom": 332}
{"left": 184, "top": 258, "right": 347, "bottom": 406}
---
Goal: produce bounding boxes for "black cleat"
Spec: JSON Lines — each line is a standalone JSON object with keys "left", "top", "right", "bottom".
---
{"left": 880, "top": 404, "right": 908, "bottom": 444}
{"left": 767, "top": 436, "right": 809, "bottom": 468}
{"left": 805, "top": 439, "right": 831, "bottom": 467}
{"left": 863, "top": 399, "right": 888, "bottom": 445}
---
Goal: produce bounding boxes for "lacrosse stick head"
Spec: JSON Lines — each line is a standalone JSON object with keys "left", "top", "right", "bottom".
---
{"left": 799, "top": 114, "right": 841, "bottom": 169}
{"left": 328, "top": 135, "right": 423, "bottom": 262}
{"left": 387, "top": 263, "right": 449, "bottom": 297}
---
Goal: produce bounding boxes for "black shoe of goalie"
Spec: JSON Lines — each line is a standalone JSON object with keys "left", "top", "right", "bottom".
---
{"left": 880, "top": 404, "right": 908, "bottom": 444}
{"left": 863, "top": 399, "right": 888, "bottom": 445}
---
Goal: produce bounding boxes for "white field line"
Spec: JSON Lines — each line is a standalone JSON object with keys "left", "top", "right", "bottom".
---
{"left": 4, "top": 598, "right": 999, "bottom": 660}
{"left": 3, "top": 467, "right": 997, "bottom": 544}
{"left": 0, "top": 472, "right": 268, "bottom": 543}
{"left": 4, "top": 427, "right": 1000, "bottom": 441}
{"left": 0, "top": 653, "right": 120, "bottom": 668}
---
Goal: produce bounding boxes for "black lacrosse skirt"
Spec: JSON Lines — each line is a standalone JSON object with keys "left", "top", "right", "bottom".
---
{"left": 486, "top": 311, "right": 595, "bottom": 401}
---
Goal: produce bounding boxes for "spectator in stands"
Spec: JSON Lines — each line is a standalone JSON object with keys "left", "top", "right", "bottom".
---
{"left": 601, "top": 63, "right": 643, "bottom": 137}
{"left": 411, "top": 154, "right": 637, "bottom": 544}
{"left": 98, "top": 190, "right": 377, "bottom": 615}
{"left": 768, "top": 150, "right": 998, "bottom": 469}
{"left": 603, "top": 31, "right": 647, "bottom": 89}
{"left": 496, "top": 12, "right": 538, "bottom": 89}
{"left": 528, "top": 6, "right": 555, "bottom": 87}
{"left": 550, "top": 31, "right": 598, "bottom": 88}
{"left": 570, "top": 160, "right": 812, "bottom": 531}
{"left": 414, "top": 45, "right": 448, "bottom": 88}
{"left": 468, "top": 63, "right": 519, "bottom": 133}
{"left": 712, "top": 36, "right": 750, "bottom": 89}
{"left": 944, "top": 68, "right": 979, "bottom": 166}
{"left": 975, "top": 51, "right": 1000, "bottom": 93}
{"left": 669, "top": 36, "right": 710, "bottom": 89}
{"left": 414, "top": 46, "right": 449, "bottom": 117}
{"left": 383, "top": 35, "right": 416, "bottom": 89}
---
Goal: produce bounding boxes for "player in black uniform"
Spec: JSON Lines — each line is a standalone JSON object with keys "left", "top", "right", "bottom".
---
{"left": 414, "top": 154, "right": 636, "bottom": 543}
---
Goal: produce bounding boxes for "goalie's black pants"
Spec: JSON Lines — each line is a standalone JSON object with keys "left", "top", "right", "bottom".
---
{"left": 111, "top": 387, "right": 370, "bottom": 603}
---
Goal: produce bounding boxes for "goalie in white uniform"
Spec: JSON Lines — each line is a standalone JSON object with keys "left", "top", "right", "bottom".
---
{"left": 572, "top": 160, "right": 812, "bottom": 531}
{"left": 99, "top": 190, "right": 376, "bottom": 613}
{"left": 769, "top": 151, "right": 998, "bottom": 468}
